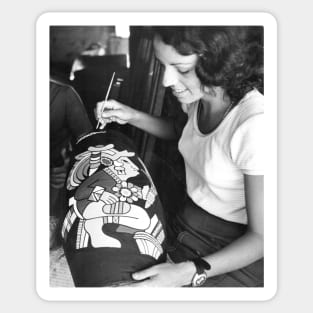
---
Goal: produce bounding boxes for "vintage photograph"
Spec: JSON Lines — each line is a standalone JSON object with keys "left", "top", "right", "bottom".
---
{"left": 36, "top": 12, "right": 277, "bottom": 301}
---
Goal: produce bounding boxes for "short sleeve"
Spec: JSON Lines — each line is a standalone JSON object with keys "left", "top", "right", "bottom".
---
{"left": 230, "top": 113, "right": 264, "bottom": 175}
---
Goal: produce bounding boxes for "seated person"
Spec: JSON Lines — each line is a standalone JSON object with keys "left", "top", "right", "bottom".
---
{"left": 50, "top": 79, "right": 93, "bottom": 248}
{"left": 61, "top": 130, "right": 167, "bottom": 286}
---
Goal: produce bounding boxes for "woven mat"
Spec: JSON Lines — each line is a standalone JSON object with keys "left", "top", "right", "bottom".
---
{"left": 50, "top": 247, "right": 74, "bottom": 287}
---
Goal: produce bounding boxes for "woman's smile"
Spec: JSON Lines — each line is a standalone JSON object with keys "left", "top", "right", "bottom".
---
{"left": 172, "top": 88, "right": 188, "bottom": 97}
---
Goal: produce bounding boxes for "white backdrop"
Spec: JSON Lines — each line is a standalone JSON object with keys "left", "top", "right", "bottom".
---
{"left": 1, "top": 0, "right": 312, "bottom": 311}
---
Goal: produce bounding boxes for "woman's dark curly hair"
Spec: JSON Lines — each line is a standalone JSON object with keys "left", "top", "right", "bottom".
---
{"left": 152, "top": 26, "right": 264, "bottom": 105}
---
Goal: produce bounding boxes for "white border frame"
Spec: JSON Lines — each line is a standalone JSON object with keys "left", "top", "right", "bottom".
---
{"left": 36, "top": 12, "right": 277, "bottom": 301}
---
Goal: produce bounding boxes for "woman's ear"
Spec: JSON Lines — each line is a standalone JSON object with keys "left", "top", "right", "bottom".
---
{"left": 203, "top": 86, "right": 210, "bottom": 94}
{"left": 203, "top": 85, "right": 216, "bottom": 97}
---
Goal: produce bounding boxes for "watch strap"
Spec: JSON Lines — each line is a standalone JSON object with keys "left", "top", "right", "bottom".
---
{"left": 191, "top": 257, "right": 211, "bottom": 287}
{"left": 193, "top": 257, "right": 211, "bottom": 274}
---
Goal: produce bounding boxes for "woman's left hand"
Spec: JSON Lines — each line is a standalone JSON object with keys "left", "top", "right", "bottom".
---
{"left": 129, "top": 261, "right": 195, "bottom": 287}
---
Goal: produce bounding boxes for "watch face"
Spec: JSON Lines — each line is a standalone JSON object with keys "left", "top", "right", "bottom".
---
{"left": 192, "top": 273, "right": 207, "bottom": 287}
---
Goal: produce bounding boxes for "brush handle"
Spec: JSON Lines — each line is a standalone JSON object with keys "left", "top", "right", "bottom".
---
{"left": 96, "top": 72, "right": 116, "bottom": 129}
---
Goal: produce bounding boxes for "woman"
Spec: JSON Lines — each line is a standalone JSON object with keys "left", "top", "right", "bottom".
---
{"left": 96, "top": 26, "right": 264, "bottom": 287}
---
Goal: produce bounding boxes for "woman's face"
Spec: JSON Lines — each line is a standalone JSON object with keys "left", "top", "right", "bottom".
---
{"left": 153, "top": 36, "right": 203, "bottom": 105}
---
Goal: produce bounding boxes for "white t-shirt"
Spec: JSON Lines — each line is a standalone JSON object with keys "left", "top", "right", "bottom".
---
{"left": 178, "top": 89, "right": 264, "bottom": 224}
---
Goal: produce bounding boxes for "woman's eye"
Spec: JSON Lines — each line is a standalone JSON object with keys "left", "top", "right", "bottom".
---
{"left": 178, "top": 69, "right": 191, "bottom": 75}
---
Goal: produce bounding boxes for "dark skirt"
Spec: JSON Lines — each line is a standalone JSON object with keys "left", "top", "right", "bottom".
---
{"left": 166, "top": 196, "right": 264, "bottom": 287}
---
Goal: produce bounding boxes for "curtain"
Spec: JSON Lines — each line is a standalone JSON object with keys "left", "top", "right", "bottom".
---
{"left": 127, "top": 27, "right": 166, "bottom": 164}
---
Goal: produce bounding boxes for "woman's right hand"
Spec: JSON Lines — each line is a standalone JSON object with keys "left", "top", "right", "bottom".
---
{"left": 96, "top": 100, "right": 138, "bottom": 129}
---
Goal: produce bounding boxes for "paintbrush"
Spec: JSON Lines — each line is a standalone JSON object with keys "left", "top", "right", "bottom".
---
{"left": 96, "top": 71, "right": 116, "bottom": 129}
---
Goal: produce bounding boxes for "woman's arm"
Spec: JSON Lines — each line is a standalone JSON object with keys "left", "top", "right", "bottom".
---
{"left": 200, "top": 174, "right": 264, "bottom": 279}
{"left": 131, "top": 174, "right": 264, "bottom": 287}
{"left": 96, "top": 100, "right": 178, "bottom": 140}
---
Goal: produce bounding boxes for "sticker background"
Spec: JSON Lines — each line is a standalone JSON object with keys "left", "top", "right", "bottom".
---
{"left": 2, "top": 0, "right": 308, "bottom": 310}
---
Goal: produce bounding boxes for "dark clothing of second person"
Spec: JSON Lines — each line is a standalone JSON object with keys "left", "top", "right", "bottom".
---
{"left": 50, "top": 79, "right": 93, "bottom": 219}
{"left": 50, "top": 80, "right": 93, "bottom": 168}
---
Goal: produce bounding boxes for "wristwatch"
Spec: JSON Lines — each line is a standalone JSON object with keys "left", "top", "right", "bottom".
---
{"left": 191, "top": 257, "right": 211, "bottom": 287}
